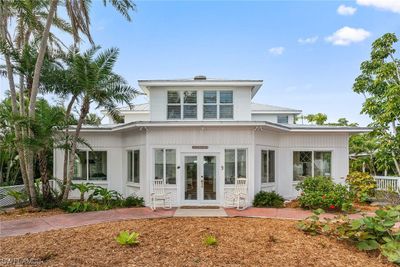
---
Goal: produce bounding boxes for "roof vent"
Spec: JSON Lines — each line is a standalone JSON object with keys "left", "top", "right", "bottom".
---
{"left": 194, "top": 75, "right": 207, "bottom": 80}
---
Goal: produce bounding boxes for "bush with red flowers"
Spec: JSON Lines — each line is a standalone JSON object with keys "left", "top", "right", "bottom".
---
{"left": 295, "top": 176, "right": 354, "bottom": 211}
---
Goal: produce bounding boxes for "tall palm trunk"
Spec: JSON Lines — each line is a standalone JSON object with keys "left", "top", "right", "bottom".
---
{"left": 0, "top": 6, "right": 31, "bottom": 200}
{"left": 38, "top": 151, "right": 51, "bottom": 202}
{"left": 62, "top": 97, "right": 90, "bottom": 200}
{"left": 62, "top": 94, "right": 78, "bottom": 189}
{"left": 24, "top": 0, "right": 58, "bottom": 207}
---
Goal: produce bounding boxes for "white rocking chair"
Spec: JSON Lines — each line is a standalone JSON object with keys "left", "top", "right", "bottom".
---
{"left": 224, "top": 178, "right": 248, "bottom": 210}
{"left": 150, "top": 179, "right": 172, "bottom": 211}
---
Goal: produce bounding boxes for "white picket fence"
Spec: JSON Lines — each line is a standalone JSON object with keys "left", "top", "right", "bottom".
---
{"left": 374, "top": 176, "right": 400, "bottom": 192}
{"left": 0, "top": 184, "right": 26, "bottom": 208}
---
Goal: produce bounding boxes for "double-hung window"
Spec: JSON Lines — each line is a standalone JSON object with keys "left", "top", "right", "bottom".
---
{"left": 167, "top": 91, "right": 181, "bottom": 119}
{"left": 167, "top": 91, "right": 197, "bottom": 119}
{"left": 225, "top": 149, "right": 247, "bottom": 184}
{"left": 127, "top": 150, "right": 140, "bottom": 183}
{"left": 154, "top": 149, "right": 176, "bottom": 184}
{"left": 73, "top": 151, "right": 107, "bottom": 181}
{"left": 261, "top": 150, "right": 275, "bottom": 183}
{"left": 203, "top": 90, "right": 233, "bottom": 119}
{"left": 203, "top": 91, "right": 218, "bottom": 119}
{"left": 293, "top": 151, "right": 332, "bottom": 181}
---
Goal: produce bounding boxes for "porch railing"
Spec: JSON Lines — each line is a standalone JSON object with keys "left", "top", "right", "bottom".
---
{"left": 374, "top": 176, "right": 400, "bottom": 192}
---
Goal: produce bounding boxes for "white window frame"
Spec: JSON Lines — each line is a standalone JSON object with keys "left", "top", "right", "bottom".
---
{"left": 72, "top": 150, "right": 108, "bottom": 182}
{"left": 277, "top": 115, "right": 289, "bottom": 124}
{"left": 127, "top": 149, "right": 140, "bottom": 184}
{"left": 154, "top": 148, "right": 177, "bottom": 185}
{"left": 167, "top": 90, "right": 197, "bottom": 120}
{"left": 224, "top": 148, "right": 247, "bottom": 185}
{"left": 293, "top": 150, "right": 332, "bottom": 181}
{"left": 203, "top": 90, "right": 234, "bottom": 120}
{"left": 261, "top": 150, "right": 275, "bottom": 184}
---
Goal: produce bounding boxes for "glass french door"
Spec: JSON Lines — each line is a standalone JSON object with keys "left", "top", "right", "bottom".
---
{"left": 184, "top": 155, "right": 217, "bottom": 203}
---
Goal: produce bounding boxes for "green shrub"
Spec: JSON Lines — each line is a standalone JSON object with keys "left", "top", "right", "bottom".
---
{"left": 88, "top": 186, "right": 122, "bottom": 207}
{"left": 298, "top": 206, "right": 400, "bottom": 264}
{"left": 204, "top": 235, "right": 218, "bottom": 246}
{"left": 122, "top": 195, "right": 144, "bottom": 207}
{"left": 296, "top": 176, "right": 354, "bottom": 211}
{"left": 116, "top": 231, "right": 140, "bottom": 246}
{"left": 253, "top": 191, "right": 285, "bottom": 208}
{"left": 61, "top": 201, "right": 103, "bottom": 213}
{"left": 7, "top": 189, "right": 28, "bottom": 208}
{"left": 346, "top": 172, "right": 376, "bottom": 202}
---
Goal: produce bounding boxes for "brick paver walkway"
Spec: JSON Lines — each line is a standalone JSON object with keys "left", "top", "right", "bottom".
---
{"left": 0, "top": 207, "right": 174, "bottom": 238}
{"left": 0, "top": 207, "right": 381, "bottom": 238}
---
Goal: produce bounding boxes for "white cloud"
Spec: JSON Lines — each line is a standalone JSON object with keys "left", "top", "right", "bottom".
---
{"left": 298, "top": 36, "right": 318, "bottom": 44}
{"left": 357, "top": 0, "right": 400, "bottom": 14}
{"left": 337, "top": 5, "right": 357, "bottom": 15}
{"left": 268, "top": 46, "right": 285, "bottom": 55}
{"left": 325, "top": 26, "right": 371, "bottom": 46}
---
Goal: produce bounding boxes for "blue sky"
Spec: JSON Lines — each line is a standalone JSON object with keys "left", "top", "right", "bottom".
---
{"left": 1, "top": 0, "right": 400, "bottom": 126}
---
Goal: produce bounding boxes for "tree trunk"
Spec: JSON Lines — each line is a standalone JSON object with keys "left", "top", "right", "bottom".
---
{"left": 62, "top": 94, "right": 78, "bottom": 189}
{"left": 62, "top": 97, "right": 90, "bottom": 200}
{"left": 0, "top": 6, "right": 31, "bottom": 200}
{"left": 38, "top": 151, "right": 51, "bottom": 202}
{"left": 28, "top": 0, "right": 58, "bottom": 118}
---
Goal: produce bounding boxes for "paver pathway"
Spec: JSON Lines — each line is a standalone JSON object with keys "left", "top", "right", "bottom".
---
{"left": 0, "top": 207, "right": 174, "bottom": 238}
{"left": 0, "top": 207, "right": 381, "bottom": 238}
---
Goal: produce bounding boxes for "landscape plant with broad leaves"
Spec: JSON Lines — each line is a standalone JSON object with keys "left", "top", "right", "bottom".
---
{"left": 353, "top": 33, "right": 400, "bottom": 176}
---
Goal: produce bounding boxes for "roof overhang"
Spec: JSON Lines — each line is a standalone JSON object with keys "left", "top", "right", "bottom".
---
{"left": 74, "top": 121, "right": 372, "bottom": 134}
{"left": 138, "top": 80, "right": 263, "bottom": 98}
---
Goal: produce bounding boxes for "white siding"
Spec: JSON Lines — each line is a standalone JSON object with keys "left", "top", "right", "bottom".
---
{"left": 149, "top": 86, "right": 252, "bottom": 121}
{"left": 53, "top": 127, "right": 351, "bottom": 206}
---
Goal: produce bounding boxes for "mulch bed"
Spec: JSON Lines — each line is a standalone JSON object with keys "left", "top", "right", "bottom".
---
{"left": 0, "top": 207, "right": 65, "bottom": 221}
{"left": 0, "top": 217, "right": 393, "bottom": 267}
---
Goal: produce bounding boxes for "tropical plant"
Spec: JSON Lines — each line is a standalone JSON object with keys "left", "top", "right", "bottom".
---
{"left": 204, "top": 235, "right": 218, "bottom": 246}
{"left": 296, "top": 176, "right": 354, "bottom": 211}
{"left": 0, "top": 0, "right": 135, "bottom": 208}
{"left": 253, "top": 191, "right": 284, "bottom": 208}
{"left": 88, "top": 186, "right": 123, "bottom": 207}
{"left": 71, "top": 183, "right": 95, "bottom": 202}
{"left": 116, "top": 231, "right": 140, "bottom": 246}
{"left": 298, "top": 206, "right": 400, "bottom": 264}
{"left": 63, "top": 201, "right": 98, "bottom": 213}
{"left": 346, "top": 172, "right": 377, "bottom": 203}
{"left": 62, "top": 47, "right": 139, "bottom": 200}
{"left": 6, "top": 189, "right": 28, "bottom": 208}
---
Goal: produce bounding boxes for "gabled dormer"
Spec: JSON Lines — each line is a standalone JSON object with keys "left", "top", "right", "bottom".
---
{"left": 138, "top": 76, "right": 263, "bottom": 121}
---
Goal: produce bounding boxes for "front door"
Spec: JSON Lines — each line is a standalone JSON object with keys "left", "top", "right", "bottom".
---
{"left": 183, "top": 154, "right": 217, "bottom": 204}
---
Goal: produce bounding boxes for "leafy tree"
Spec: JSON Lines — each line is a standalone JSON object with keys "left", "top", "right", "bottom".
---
{"left": 305, "top": 113, "right": 328, "bottom": 125}
{"left": 353, "top": 33, "right": 400, "bottom": 176}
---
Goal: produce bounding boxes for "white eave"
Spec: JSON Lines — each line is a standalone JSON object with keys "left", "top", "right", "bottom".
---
{"left": 74, "top": 121, "right": 371, "bottom": 134}
{"left": 138, "top": 80, "right": 263, "bottom": 98}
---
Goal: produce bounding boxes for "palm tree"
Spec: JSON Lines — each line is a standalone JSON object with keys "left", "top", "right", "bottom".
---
{"left": 62, "top": 46, "right": 139, "bottom": 200}
{"left": 0, "top": 0, "right": 135, "bottom": 207}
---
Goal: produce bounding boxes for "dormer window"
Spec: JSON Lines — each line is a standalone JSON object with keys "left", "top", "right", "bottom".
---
{"left": 203, "top": 90, "right": 233, "bottom": 119}
{"left": 167, "top": 90, "right": 197, "bottom": 119}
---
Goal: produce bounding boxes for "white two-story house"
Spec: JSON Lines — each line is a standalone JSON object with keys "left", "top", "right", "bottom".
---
{"left": 54, "top": 76, "right": 369, "bottom": 207}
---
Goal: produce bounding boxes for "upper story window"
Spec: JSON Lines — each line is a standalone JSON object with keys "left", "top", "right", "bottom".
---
{"left": 203, "top": 90, "right": 233, "bottom": 119}
{"left": 167, "top": 91, "right": 197, "bottom": 119}
{"left": 277, "top": 115, "right": 289, "bottom": 124}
